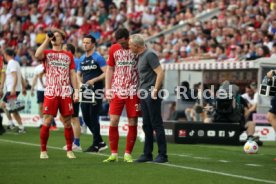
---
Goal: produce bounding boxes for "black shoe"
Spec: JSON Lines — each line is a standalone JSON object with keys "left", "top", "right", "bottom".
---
{"left": 0, "top": 128, "right": 6, "bottom": 135}
{"left": 135, "top": 154, "right": 153, "bottom": 163}
{"left": 18, "top": 128, "right": 26, "bottom": 134}
{"left": 84, "top": 145, "right": 99, "bottom": 153}
{"left": 247, "top": 136, "right": 259, "bottom": 141}
{"left": 153, "top": 155, "right": 168, "bottom": 163}
{"left": 98, "top": 142, "right": 108, "bottom": 152}
{"left": 6, "top": 124, "right": 16, "bottom": 130}
{"left": 256, "top": 140, "right": 263, "bottom": 146}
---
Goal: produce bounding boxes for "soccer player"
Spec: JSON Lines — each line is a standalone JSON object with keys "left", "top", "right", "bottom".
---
{"left": 77, "top": 35, "right": 107, "bottom": 152}
{"left": 129, "top": 34, "right": 168, "bottom": 163}
{"left": 30, "top": 64, "right": 58, "bottom": 130}
{"left": 103, "top": 28, "right": 140, "bottom": 163}
{"left": 0, "top": 48, "right": 27, "bottom": 134}
{"left": 35, "top": 28, "right": 78, "bottom": 159}
{"left": 62, "top": 43, "right": 82, "bottom": 151}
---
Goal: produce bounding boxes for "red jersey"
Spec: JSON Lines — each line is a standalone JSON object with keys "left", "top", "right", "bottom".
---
{"left": 108, "top": 44, "right": 139, "bottom": 96}
{"left": 43, "top": 50, "right": 75, "bottom": 97}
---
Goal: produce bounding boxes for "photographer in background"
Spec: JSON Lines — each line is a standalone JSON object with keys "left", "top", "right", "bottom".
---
{"left": 266, "top": 70, "right": 276, "bottom": 144}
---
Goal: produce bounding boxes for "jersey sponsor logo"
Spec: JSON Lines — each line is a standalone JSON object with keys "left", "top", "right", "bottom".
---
{"left": 117, "top": 61, "right": 136, "bottom": 66}
{"left": 47, "top": 53, "right": 71, "bottom": 68}
{"left": 81, "top": 65, "right": 97, "bottom": 70}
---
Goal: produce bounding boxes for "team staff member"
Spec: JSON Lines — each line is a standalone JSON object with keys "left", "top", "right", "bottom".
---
{"left": 35, "top": 28, "right": 78, "bottom": 159}
{"left": 129, "top": 34, "right": 168, "bottom": 163}
{"left": 77, "top": 35, "right": 107, "bottom": 152}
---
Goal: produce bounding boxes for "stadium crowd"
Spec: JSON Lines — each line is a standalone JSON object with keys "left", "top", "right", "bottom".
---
{"left": 0, "top": 0, "right": 276, "bottom": 66}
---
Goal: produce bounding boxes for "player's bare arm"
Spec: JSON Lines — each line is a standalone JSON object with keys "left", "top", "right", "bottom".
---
{"left": 105, "top": 65, "right": 114, "bottom": 100}
{"left": 30, "top": 74, "right": 38, "bottom": 96}
{"left": 152, "top": 66, "right": 164, "bottom": 99}
{"left": 70, "top": 69, "right": 79, "bottom": 102}
{"left": 77, "top": 71, "right": 83, "bottom": 85}
{"left": 21, "top": 75, "right": 27, "bottom": 96}
{"left": 11, "top": 71, "right": 17, "bottom": 96}
{"left": 0, "top": 69, "right": 6, "bottom": 98}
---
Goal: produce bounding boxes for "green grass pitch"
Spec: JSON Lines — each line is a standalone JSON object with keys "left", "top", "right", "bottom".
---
{"left": 0, "top": 128, "right": 275, "bottom": 184}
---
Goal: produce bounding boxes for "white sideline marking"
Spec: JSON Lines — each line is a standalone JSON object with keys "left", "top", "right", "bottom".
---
{"left": 192, "top": 156, "right": 210, "bottom": 160}
{"left": 218, "top": 160, "right": 231, "bottom": 163}
{"left": 1, "top": 139, "right": 276, "bottom": 184}
{"left": 245, "top": 164, "right": 263, "bottom": 167}
{"left": 157, "top": 163, "right": 276, "bottom": 184}
{"left": 169, "top": 153, "right": 210, "bottom": 160}
{"left": 169, "top": 153, "right": 192, "bottom": 157}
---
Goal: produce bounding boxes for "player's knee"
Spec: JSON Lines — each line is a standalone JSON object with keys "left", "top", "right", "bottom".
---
{"left": 44, "top": 117, "right": 53, "bottom": 126}
{"left": 267, "top": 113, "right": 274, "bottom": 123}
{"left": 110, "top": 115, "right": 120, "bottom": 126}
{"left": 128, "top": 118, "right": 137, "bottom": 126}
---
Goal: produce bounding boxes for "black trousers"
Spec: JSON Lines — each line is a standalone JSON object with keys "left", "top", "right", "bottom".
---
{"left": 140, "top": 95, "right": 167, "bottom": 157}
{"left": 81, "top": 100, "right": 103, "bottom": 146}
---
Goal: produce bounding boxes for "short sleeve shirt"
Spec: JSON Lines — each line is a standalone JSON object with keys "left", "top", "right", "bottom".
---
{"left": 43, "top": 50, "right": 75, "bottom": 97}
{"left": 107, "top": 43, "right": 139, "bottom": 96}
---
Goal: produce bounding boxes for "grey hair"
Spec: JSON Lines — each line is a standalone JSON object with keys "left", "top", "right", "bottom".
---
{"left": 130, "top": 34, "right": 145, "bottom": 47}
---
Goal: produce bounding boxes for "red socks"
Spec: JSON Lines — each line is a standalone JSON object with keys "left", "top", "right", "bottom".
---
{"left": 64, "top": 127, "right": 74, "bottom": 151}
{"left": 109, "top": 126, "right": 119, "bottom": 154}
{"left": 109, "top": 125, "right": 137, "bottom": 154}
{"left": 125, "top": 125, "right": 137, "bottom": 154}
{"left": 40, "top": 125, "right": 50, "bottom": 152}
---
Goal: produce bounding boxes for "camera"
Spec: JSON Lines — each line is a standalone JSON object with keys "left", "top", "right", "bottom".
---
{"left": 259, "top": 76, "right": 276, "bottom": 96}
{"left": 79, "top": 84, "right": 96, "bottom": 104}
{"left": 47, "top": 31, "right": 56, "bottom": 41}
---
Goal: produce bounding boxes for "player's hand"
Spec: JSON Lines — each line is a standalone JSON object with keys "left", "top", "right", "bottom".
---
{"left": 10, "top": 90, "right": 16, "bottom": 96}
{"left": 86, "top": 79, "right": 95, "bottom": 86}
{"left": 151, "top": 89, "right": 158, "bottom": 100}
{"left": 22, "top": 89, "right": 27, "bottom": 96}
{"left": 31, "top": 90, "right": 34, "bottom": 96}
{"left": 267, "top": 70, "right": 275, "bottom": 78}
{"left": 73, "top": 90, "right": 79, "bottom": 102}
{"left": 105, "top": 88, "right": 113, "bottom": 101}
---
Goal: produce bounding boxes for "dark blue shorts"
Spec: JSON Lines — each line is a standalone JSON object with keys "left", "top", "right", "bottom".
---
{"left": 269, "top": 96, "right": 276, "bottom": 114}
{"left": 37, "top": 91, "right": 44, "bottom": 103}
{"left": 72, "top": 102, "right": 80, "bottom": 118}
{"left": 3, "top": 92, "right": 20, "bottom": 103}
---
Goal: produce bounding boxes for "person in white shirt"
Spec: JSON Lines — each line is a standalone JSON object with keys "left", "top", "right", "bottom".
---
{"left": 0, "top": 48, "right": 26, "bottom": 133}
{"left": 241, "top": 82, "right": 258, "bottom": 140}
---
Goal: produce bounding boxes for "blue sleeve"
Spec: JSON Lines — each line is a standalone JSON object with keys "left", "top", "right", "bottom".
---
{"left": 77, "top": 55, "right": 85, "bottom": 72}
{"left": 96, "top": 53, "right": 106, "bottom": 68}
